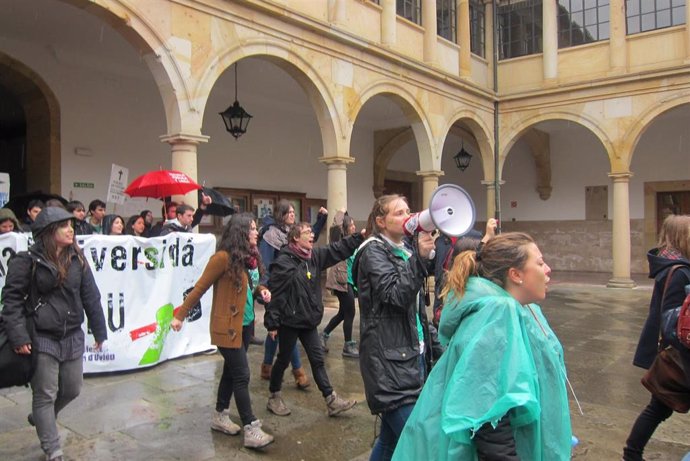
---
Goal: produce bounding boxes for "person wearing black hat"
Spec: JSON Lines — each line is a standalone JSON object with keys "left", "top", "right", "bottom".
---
{"left": 0, "top": 207, "right": 107, "bottom": 461}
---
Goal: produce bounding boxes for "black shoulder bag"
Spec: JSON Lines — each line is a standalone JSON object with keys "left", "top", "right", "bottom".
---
{"left": 640, "top": 264, "right": 690, "bottom": 413}
{"left": 0, "top": 257, "right": 39, "bottom": 389}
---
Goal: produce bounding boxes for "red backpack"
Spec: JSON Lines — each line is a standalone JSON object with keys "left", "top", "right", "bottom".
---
{"left": 677, "top": 285, "right": 690, "bottom": 348}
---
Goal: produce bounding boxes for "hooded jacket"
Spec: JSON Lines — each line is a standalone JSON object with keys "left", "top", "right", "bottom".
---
{"left": 0, "top": 208, "right": 20, "bottom": 232}
{"left": 392, "top": 277, "right": 572, "bottom": 461}
{"left": 101, "top": 214, "right": 124, "bottom": 235}
{"left": 264, "top": 232, "right": 363, "bottom": 331}
{"left": 633, "top": 248, "right": 690, "bottom": 369}
{"left": 352, "top": 236, "right": 431, "bottom": 415}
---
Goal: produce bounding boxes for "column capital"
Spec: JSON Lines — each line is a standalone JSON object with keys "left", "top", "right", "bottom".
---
{"left": 481, "top": 179, "right": 505, "bottom": 187}
{"left": 159, "top": 132, "right": 210, "bottom": 145}
{"left": 608, "top": 171, "right": 633, "bottom": 181}
{"left": 416, "top": 170, "right": 444, "bottom": 179}
{"left": 318, "top": 156, "right": 355, "bottom": 167}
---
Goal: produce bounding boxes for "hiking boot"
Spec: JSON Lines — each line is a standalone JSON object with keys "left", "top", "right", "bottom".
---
{"left": 211, "top": 410, "right": 241, "bottom": 435}
{"left": 292, "top": 367, "right": 310, "bottom": 389}
{"left": 261, "top": 363, "right": 272, "bottom": 380}
{"left": 320, "top": 331, "right": 330, "bottom": 352}
{"left": 325, "top": 392, "right": 356, "bottom": 416}
{"left": 267, "top": 392, "right": 291, "bottom": 416}
{"left": 342, "top": 341, "right": 359, "bottom": 358}
{"left": 243, "top": 419, "right": 274, "bottom": 449}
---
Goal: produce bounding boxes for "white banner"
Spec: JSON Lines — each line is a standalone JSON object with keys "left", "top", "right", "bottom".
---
{"left": 0, "top": 232, "right": 215, "bottom": 373}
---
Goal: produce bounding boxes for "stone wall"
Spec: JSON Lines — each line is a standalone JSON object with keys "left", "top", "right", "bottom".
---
{"left": 480, "top": 219, "right": 647, "bottom": 274}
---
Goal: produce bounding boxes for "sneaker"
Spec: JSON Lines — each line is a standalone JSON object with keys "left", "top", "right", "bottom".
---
{"left": 267, "top": 392, "right": 291, "bottom": 416}
{"left": 325, "top": 392, "right": 356, "bottom": 416}
{"left": 243, "top": 420, "right": 274, "bottom": 449}
{"left": 211, "top": 410, "right": 241, "bottom": 435}
{"left": 320, "top": 331, "right": 330, "bottom": 353}
{"left": 45, "top": 453, "right": 63, "bottom": 461}
{"left": 342, "top": 341, "right": 359, "bottom": 358}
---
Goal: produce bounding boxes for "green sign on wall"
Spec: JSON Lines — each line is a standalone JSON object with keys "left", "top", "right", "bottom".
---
{"left": 73, "top": 182, "right": 95, "bottom": 189}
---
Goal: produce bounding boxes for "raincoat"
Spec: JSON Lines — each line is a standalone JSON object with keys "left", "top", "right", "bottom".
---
{"left": 392, "top": 277, "right": 572, "bottom": 461}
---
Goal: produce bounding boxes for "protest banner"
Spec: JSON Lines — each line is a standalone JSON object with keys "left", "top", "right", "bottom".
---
{"left": 0, "top": 232, "right": 215, "bottom": 373}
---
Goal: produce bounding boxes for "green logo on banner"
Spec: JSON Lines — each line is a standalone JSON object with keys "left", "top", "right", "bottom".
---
{"left": 139, "top": 303, "right": 174, "bottom": 365}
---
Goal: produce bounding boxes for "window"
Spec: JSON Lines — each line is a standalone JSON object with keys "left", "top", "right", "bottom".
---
{"left": 398, "top": 0, "right": 422, "bottom": 24}
{"left": 626, "top": 0, "right": 686, "bottom": 34}
{"left": 498, "top": 0, "right": 544, "bottom": 59}
{"left": 438, "top": 0, "right": 457, "bottom": 41}
{"left": 470, "top": 0, "right": 486, "bottom": 57}
{"left": 558, "top": 0, "right": 610, "bottom": 47}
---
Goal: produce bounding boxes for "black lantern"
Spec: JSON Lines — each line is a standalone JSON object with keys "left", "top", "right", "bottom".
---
{"left": 453, "top": 143, "right": 472, "bottom": 172}
{"left": 219, "top": 63, "right": 252, "bottom": 140}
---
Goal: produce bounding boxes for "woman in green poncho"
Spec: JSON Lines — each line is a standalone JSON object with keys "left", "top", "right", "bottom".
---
{"left": 392, "top": 232, "right": 572, "bottom": 460}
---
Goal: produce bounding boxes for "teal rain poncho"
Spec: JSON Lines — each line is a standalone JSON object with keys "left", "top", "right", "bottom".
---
{"left": 392, "top": 277, "right": 572, "bottom": 461}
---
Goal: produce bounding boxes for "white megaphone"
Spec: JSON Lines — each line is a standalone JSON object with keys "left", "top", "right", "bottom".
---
{"left": 403, "top": 184, "right": 476, "bottom": 238}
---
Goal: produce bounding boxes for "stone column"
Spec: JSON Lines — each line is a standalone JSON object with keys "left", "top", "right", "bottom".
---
{"left": 485, "top": 0, "right": 495, "bottom": 87}
{"left": 481, "top": 179, "right": 496, "bottom": 219}
{"left": 319, "top": 156, "right": 355, "bottom": 219}
{"left": 328, "top": 0, "right": 346, "bottom": 25}
{"left": 607, "top": 172, "right": 636, "bottom": 288}
{"left": 686, "top": 0, "right": 690, "bottom": 59}
{"left": 458, "top": 0, "right": 472, "bottom": 78}
{"left": 381, "top": 0, "right": 397, "bottom": 46}
{"left": 609, "top": 0, "right": 627, "bottom": 71}
{"left": 542, "top": 0, "right": 558, "bottom": 81}
{"left": 423, "top": 0, "right": 438, "bottom": 64}
{"left": 417, "top": 170, "right": 445, "bottom": 206}
{"left": 160, "top": 133, "right": 209, "bottom": 209}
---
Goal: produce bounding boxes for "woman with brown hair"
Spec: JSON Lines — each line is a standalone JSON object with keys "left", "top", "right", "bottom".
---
{"left": 171, "top": 212, "right": 274, "bottom": 449}
{"left": 392, "top": 232, "right": 572, "bottom": 460}
{"left": 352, "top": 194, "right": 435, "bottom": 461}
{"left": 623, "top": 214, "right": 690, "bottom": 461}
{"left": 1, "top": 207, "right": 107, "bottom": 461}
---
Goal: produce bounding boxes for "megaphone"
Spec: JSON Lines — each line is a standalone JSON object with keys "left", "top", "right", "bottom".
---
{"left": 403, "top": 184, "right": 476, "bottom": 238}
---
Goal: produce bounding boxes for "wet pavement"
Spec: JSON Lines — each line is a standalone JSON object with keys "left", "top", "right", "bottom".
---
{"left": 1, "top": 272, "right": 689, "bottom": 460}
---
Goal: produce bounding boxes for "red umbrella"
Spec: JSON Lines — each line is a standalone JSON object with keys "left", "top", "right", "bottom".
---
{"left": 124, "top": 170, "right": 201, "bottom": 199}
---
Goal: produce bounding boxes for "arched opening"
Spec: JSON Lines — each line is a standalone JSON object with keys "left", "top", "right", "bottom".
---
{"left": 501, "top": 119, "right": 613, "bottom": 272}
{"left": 0, "top": 53, "right": 60, "bottom": 199}
{"left": 629, "top": 103, "right": 690, "bottom": 254}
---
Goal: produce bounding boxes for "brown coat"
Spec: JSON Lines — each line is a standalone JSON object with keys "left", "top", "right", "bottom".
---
{"left": 175, "top": 250, "right": 265, "bottom": 349}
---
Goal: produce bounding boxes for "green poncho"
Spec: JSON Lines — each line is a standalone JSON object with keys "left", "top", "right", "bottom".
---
{"left": 392, "top": 277, "right": 572, "bottom": 461}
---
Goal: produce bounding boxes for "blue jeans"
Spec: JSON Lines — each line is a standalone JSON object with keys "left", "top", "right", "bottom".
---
{"left": 370, "top": 403, "right": 416, "bottom": 461}
{"left": 263, "top": 334, "right": 302, "bottom": 369}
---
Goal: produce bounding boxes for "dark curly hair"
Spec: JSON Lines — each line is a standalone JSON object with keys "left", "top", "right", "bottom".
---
{"left": 217, "top": 212, "right": 264, "bottom": 286}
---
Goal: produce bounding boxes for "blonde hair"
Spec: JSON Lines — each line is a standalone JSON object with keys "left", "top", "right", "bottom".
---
{"left": 441, "top": 232, "right": 535, "bottom": 299}
{"left": 365, "top": 194, "right": 406, "bottom": 236}
{"left": 657, "top": 214, "right": 690, "bottom": 259}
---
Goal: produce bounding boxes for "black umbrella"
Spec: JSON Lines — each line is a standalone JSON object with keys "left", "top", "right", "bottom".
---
{"left": 198, "top": 187, "right": 235, "bottom": 217}
{"left": 4, "top": 191, "right": 69, "bottom": 221}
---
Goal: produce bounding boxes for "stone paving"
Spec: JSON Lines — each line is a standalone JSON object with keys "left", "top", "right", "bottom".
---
{"left": 1, "top": 273, "right": 689, "bottom": 460}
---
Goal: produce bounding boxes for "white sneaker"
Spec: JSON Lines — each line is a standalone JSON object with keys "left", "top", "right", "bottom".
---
{"left": 211, "top": 410, "right": 240, "bottom": 435}
{"left": 243, "top": 420, "right": 274, "bottom": 449}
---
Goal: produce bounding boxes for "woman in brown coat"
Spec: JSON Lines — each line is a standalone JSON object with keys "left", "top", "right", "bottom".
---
{"left": 170, "top": 212, "right": 273, "bottom": 449}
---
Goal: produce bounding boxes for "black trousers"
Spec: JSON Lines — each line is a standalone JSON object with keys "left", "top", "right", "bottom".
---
{"left": 269, "top": 325, "right": 333, "bottom": 398}
{"left": 216, "top": 337, "right": 256, "bottom": 426}
{"left": 623, "top": 395, "right": 674, "bottom": 461}
{"left": 324, "top": 285, "right": 355, "bottom": 342}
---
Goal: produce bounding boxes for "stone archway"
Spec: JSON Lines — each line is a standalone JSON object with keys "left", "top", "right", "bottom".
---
{"left": 0, "top": 53, "right": 60, "bottom": 195}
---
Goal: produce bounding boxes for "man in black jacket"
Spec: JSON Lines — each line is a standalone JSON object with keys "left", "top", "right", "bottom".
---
{"left": 264, "top": 221, "right": 364, "bottom": 417}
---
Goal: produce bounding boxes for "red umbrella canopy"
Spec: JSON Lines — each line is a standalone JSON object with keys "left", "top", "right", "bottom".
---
{"left": 124, "top": 170, "right": 201, "bottom": 199}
